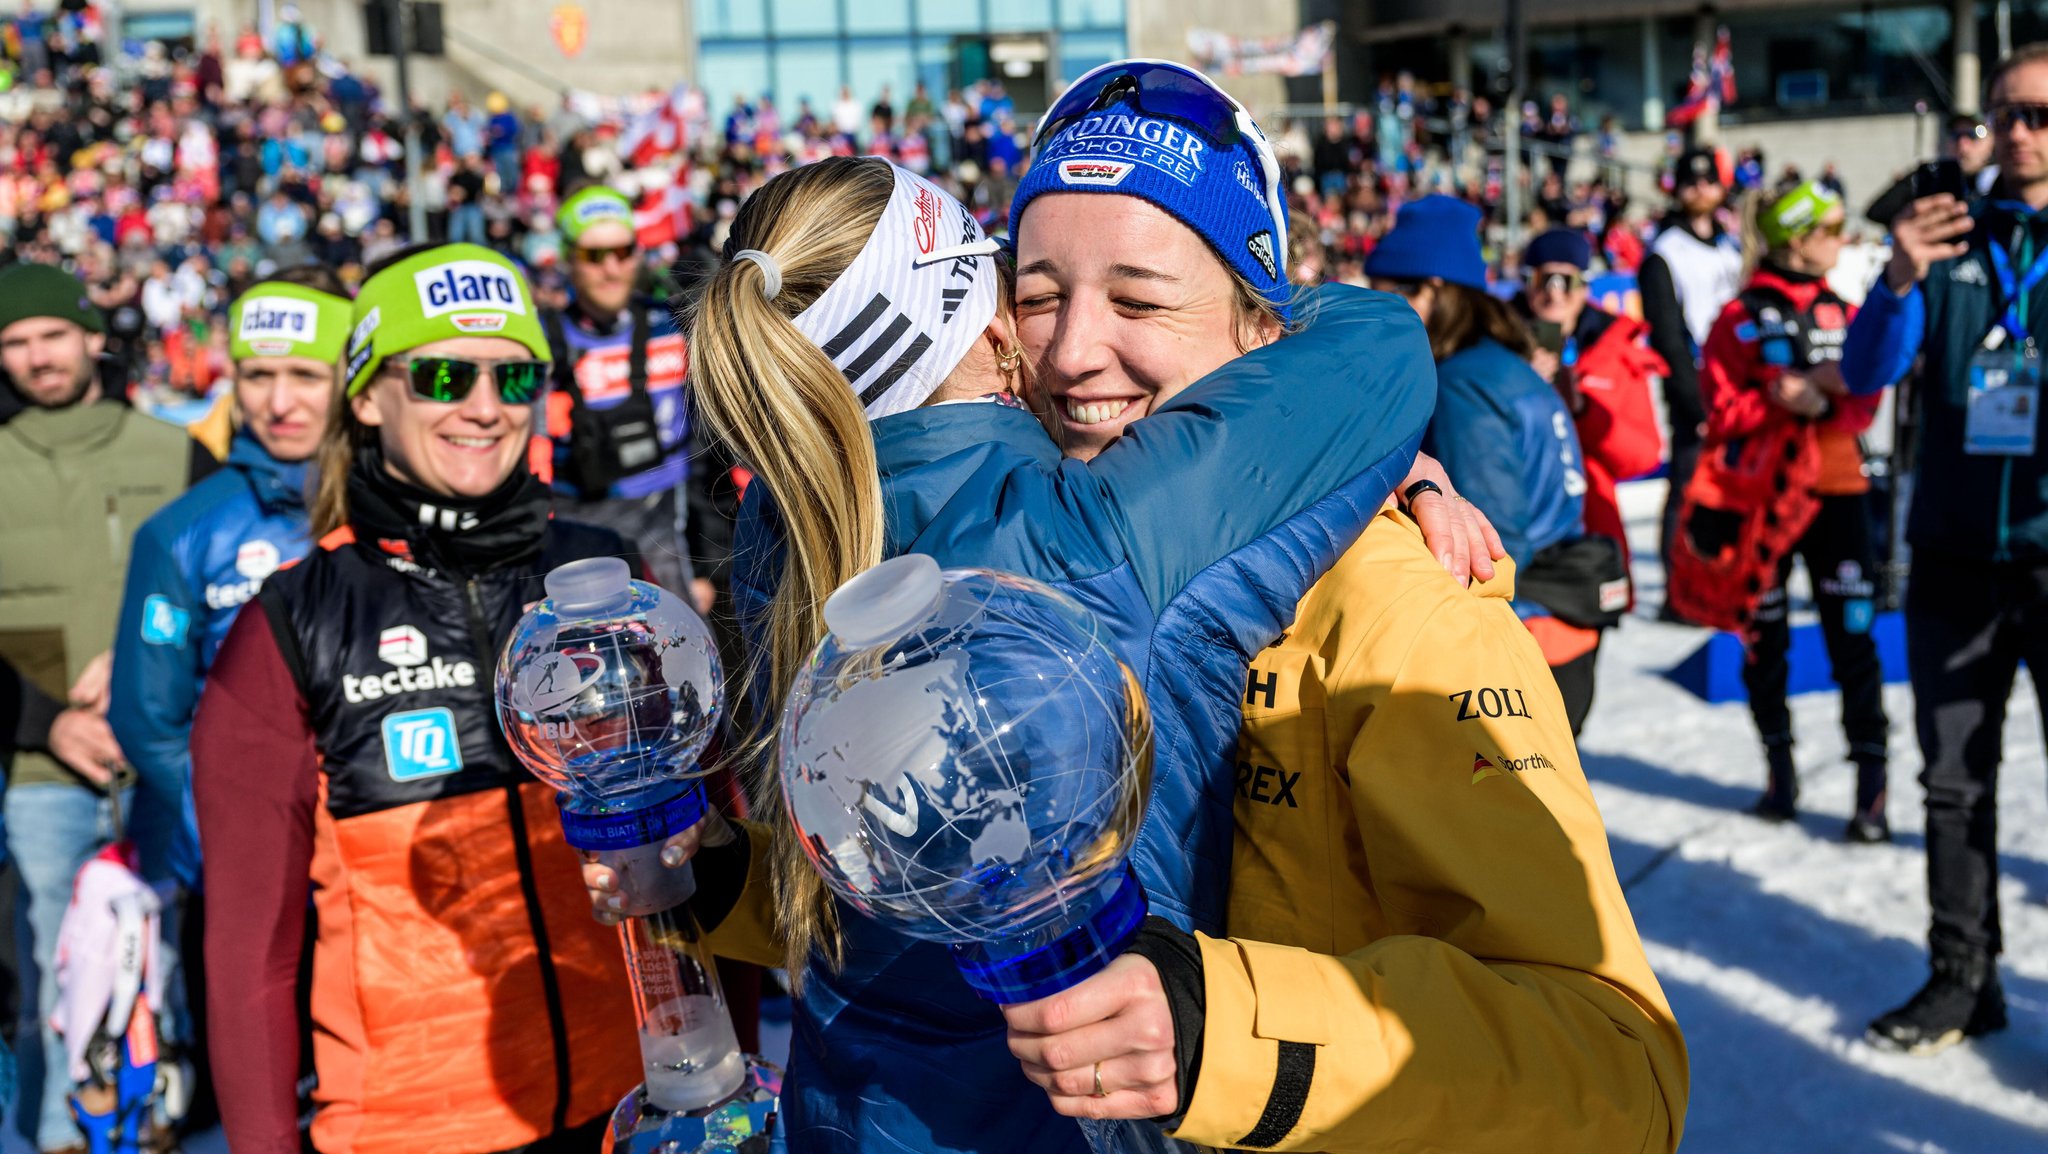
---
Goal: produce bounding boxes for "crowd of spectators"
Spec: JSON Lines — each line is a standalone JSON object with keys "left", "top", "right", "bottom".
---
{"left": 3, "top": 8, "right": 1843, "bottom": 418}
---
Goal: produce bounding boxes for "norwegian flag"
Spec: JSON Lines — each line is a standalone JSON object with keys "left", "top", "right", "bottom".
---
{"left": 1667, "top": 27, "right": 1735, "bottom": 128}
{"left": 619, "top": 82, "right": 692, "bottom": 168}
{"left": 1708, "top": 27, "right": 1736, "bottom": 105}
{"left": 634, "top": 181, "right": 694, "bottom": 249}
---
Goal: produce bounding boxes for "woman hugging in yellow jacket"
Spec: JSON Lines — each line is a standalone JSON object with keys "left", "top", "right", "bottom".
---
{"left": 1001, "top": 502, "right": 1689, "bottom": 1153}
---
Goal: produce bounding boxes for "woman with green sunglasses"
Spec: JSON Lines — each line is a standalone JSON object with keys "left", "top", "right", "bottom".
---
{"left": 192, "top": 241, "right": 649, "bottom": 1154}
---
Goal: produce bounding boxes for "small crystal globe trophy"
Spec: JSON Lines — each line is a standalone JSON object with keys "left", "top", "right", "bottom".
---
{"left": 497, "top": 557, "right": 778, "bottom": 1152}
{"left": 778, "top": 554, "right": 1153, "bottom": 1004}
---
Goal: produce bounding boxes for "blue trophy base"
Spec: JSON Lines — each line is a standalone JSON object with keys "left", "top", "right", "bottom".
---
{"left": 604, "top": 1053, "right": 782, "bottom": 1154}
{"left": 951, "top": 865, "right": 1148, "bottom": 1004}
{"left": 560, "top": 781, "right": 709, "bottom": 917}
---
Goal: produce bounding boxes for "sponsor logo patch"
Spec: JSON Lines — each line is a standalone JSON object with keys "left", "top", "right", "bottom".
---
{"left": 413, "top": 260, "right": 526, "bottom": 319}
{"left": 382, "top": 707, "right": 464, "bottom": 781}
{"left": 1471, "top": 750, "right": 1556, "bottom": 784}
{"left": 1040, "top": 111, "right": 1209, "bottom": 186}
{"left": 1234, "top": 759, "right": 1301, "bottom": 807}
{"left": 345, "top": 626, "right": 477, "bottom": 704}
{"left": 450, "top": 312, "right": 508, "bottom": 333}
{"left": 1246, "top": 230, "right": 1277, "bottom": 280}
{"left": 1449, "top": 687, "right": 1533, "bottom": 722}
{"left": 1057, "top": 158, "right": 1136, "bottom": 187}
{"left": 346, "top": 306, "right": 381, "bottom": 381}
{"left": 140, "top": 594, "right": 189, "bottom": 647}
{"left": 380, "top": 625, "right": 428, "bottom": 667}
{"left": 571, "top": 334, "right": 688, "bottom": 401}
{"left": 236, "top": 539, "right": 282, "bottom": 580}
{"left": 1235, "top": 160, "right": 1259, "bottom": 195}
{"left": 912, "top": 185, "right": 940, "bottom": 254}
{"left": 239, "top": 297, "right": 319, "bottom": 343}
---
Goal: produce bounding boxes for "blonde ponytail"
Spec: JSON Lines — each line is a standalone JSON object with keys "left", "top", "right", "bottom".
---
{"left": 1738, "top": 187, "right": 1772, "bottom": 283}
{"left": 683, "top": 157, "right": 897, "bottom": 980}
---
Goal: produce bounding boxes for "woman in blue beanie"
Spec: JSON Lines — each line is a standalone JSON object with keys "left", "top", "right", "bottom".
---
{"left": 1368, "top": 195, "right": 1613, "bottom": 729}
{"left": 592, "top": 63, "right": 1488, "bottom": 1153}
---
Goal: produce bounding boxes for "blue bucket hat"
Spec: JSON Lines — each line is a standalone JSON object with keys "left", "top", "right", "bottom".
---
{"left": 1010, "top": 59, "right": 1292, "bottom": 319}
{"left": 1364, "top": 195, "right": 1488, "bottom": 291}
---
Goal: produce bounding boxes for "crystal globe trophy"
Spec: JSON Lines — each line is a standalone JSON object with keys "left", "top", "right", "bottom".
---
{"left": 496, "top": 557, "right": 778, "bottom": 1152}
{"left": 777, "top": 554, "right": 1153, "bottom": 1004}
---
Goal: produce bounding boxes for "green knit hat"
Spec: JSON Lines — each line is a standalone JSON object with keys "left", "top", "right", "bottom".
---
{"left": 343, "top": 244, "right": 550, "bottom": 396}
{"left": 1760, "top": 181, "right": 1843, "bottom": 249}
{"left": 0, "top": 263, "right": 104, "bottom": 336}
{"left": 557, "top": 186, "right": 635, "bottom": 244}
{"left": 229, "top": 282, "right": 353, "bottom": 364}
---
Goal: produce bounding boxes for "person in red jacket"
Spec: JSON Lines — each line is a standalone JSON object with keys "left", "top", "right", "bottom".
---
{"left": 1518, "top": 228, "right": 1667, "bottom": 606}
{"left": 1677, "top": 179, "right": 1891, "bottom": 840}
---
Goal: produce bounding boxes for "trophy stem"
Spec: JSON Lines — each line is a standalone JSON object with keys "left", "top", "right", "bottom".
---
{"left": 619, "top": 900, "right": 749, "bottom": 1112}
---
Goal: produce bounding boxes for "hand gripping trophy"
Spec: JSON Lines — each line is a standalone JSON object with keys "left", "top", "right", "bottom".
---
{"left": 496, "top": 557, "right": 778, "bottom": 1152}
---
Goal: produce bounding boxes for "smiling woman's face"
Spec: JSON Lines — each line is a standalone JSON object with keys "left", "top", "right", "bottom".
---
{"left": 352, "top": 336, "right": 535, "bottom": 499}
{"left": 1013, "top": 193, "right": 1267, "bottom": 461}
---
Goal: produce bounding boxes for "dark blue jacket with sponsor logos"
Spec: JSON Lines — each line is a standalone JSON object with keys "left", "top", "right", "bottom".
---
{"left": 111, "top": 432, "right": 312, "bottom": 886}
{"left": 1843, "top": 201, "right": 2048, "bottom": 561}
{"left": 726, "top": 284, "right": 1436, "bottom": 1154}
{"left": 1424, "top": 337, "right": 1587, "bottom": 609}
{"left": 541, "top": 295, "right": 691, "bottom": 501}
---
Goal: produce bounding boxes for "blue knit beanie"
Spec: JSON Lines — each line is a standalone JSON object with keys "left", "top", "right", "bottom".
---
{"left": 1524, "top": 228, "right": 1593, "bottom": 271}
{"left": 1364, "top": 195, "right": 1488, "bottom": 291}
{"left": 1009, "top": 80, "right": 1291, "bottom": 319}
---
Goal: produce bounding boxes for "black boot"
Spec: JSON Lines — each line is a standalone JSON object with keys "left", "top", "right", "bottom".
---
{"left": 1750, "top": 740, "right": 1798, "bottom": 822}
{"left": 1867, "top": 948, "right": 2008, "bottom": 1054}
{"left": 1846, "top": 752, "right": 1890, "bottom": 843}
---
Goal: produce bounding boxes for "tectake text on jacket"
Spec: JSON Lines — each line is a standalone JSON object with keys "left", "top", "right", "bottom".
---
{"left": 196, "top": 514, "right": 643, "bottom": 1154}
{"left": 111, "top": 431, "right": 314, "bottom": 885}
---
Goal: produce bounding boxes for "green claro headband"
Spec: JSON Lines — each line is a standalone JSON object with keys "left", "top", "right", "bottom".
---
{"left": 343, "top": 243, "right": 552, "bottom": 396}
{"left": 228, "top": 282, "right": 354, "bottom": 365}
{"left": 1760, "top": 180, "right": 1842, "bottom": 249}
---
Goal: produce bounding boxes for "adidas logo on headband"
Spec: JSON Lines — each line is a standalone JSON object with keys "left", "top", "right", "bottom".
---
{"left": 789, "top": 164, "right": 1000, "bottom": 420}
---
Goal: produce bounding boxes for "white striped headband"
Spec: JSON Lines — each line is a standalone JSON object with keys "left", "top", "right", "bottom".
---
{"left": 785, "top": 163, "right": 1002, "bottom": 420}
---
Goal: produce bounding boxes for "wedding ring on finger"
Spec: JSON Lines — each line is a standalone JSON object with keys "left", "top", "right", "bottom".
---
{"left": 1092, "top": 1060, "right": 1107, "bottom": 1098}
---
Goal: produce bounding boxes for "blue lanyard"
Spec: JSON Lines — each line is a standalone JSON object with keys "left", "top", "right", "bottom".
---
{"left": 1562, "top": 335, "right": 1579, "bottom": 369}
{"left": 1987, "top": 207, "right": 2048, "bottom": 343}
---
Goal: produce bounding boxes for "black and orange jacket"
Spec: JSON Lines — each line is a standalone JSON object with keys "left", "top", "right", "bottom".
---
{"left": 192, "top": 518, "right": 641, "bottom": 1154}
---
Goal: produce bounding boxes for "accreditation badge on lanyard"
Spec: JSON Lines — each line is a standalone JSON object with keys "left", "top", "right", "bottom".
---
{"left": 1969, "top": 238, "right": 2048, "bottom": 456}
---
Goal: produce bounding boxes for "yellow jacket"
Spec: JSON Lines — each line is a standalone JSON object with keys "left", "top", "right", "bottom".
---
{"left": 1170, "top": 507, "right": 1687, "bottom": 1153}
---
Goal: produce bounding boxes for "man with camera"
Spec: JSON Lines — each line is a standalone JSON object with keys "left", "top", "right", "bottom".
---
{"left": 1843, "top": 42, "right": 2048, "bottom": 1056}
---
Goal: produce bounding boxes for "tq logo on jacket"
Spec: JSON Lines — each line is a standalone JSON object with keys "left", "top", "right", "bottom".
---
{"left": 344, "top": 625, "right": 478, "bottom": 704}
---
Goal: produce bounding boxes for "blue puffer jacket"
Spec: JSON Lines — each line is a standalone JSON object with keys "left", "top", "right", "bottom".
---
{"left": 111, "top": 433, "right": 313, "bottom": 886}
{"left": 1424, "top": 337, "right": 1587, "bottom": 599}
{"left": 730, "top": 284, "right": 1436, "bottom": 1154}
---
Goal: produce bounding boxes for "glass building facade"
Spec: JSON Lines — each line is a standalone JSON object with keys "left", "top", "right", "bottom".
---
{"left": 1363, "top": 1, "right": 2041, "bottom": 131}
{"left": 694, "top": 0, "right": 1127, "bottom": 116}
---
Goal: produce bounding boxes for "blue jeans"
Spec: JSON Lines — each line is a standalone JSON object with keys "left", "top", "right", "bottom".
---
{"left": 449, "top": 203, "right": 486, "bottom": 245}
{"left": 8, "top": 782, "right": 130, "bottom": 1152}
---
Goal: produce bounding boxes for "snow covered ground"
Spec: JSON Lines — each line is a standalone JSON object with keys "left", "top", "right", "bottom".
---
{"left": 1586, "top": 480, "right": 2048, "bottom": 1153}
{"left": 12, "top": 479, "right": 2044, "bottom": 1153}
